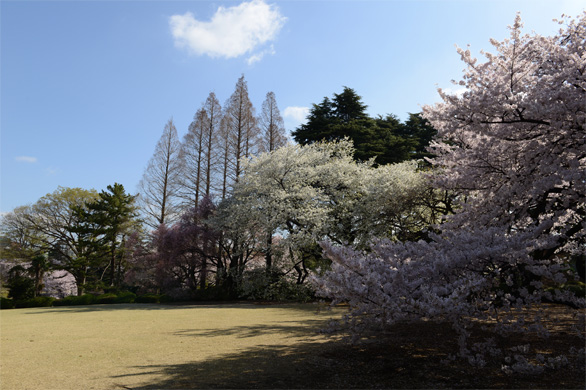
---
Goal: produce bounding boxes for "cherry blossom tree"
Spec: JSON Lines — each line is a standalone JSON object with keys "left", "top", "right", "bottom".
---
{"left": 314, "top": 13, "right": 585, "bottom": 372}
{"left": 221, "top": 139, "right": 441, "bottom": 285}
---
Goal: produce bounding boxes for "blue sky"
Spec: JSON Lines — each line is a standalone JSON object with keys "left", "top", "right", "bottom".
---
{"left": 1, "top": 0, "right": 584, "bottom": 214}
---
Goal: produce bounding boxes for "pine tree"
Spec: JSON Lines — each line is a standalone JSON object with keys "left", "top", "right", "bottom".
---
{"left": 88, "top": 184, "right": 138, "bottom": 287}
{"left": 292, "top": 87, "right": 432, "bottom": 165}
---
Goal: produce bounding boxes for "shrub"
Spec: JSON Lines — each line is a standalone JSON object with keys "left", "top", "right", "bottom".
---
{"left": 191, "top": 286, "right": 231, "bottom": 301}
{"left": 159, "top": 294, "right": 175, "bottom": 303}
{"left": 96, "top": 293, "right": 118, "bottom": 304}
{"left": 0, "top": 297, "right": 14, "bottom": 309}
{"left": 565, "top": 281, "right": 586, "bottom": 297}
{"left": 239, "top": 268, "right": 316, "bottom": 302}
{"left": 6, "top": 265, "right": 35, "bottom": 300}
{"left": 53, "top": 294, "right": 97, "bottom": 306}
{"left": 14, "top": 296, "right": 55, "bottom": 308}
{"left": 135, "top": 294, "right": 160, "bottom": 303}
{"left": 114, "top": 291, "right": 136, "bottom": 303}
{"left": 545, "top": 282, "right": 586, "bottom": 306}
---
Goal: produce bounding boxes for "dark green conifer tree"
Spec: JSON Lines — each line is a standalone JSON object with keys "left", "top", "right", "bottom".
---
{"left": 71, "top": 183, "right": 139, "bottom": 289}
{"left": 292, "top": 87, "right": 426, "bottom": 165}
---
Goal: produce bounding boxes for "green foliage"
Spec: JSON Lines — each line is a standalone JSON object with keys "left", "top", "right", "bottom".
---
{"left": 292, "top": 87, "right": 436, "bottom": 166}
{"left": 159, "top": 294, "right": 175, "bottom": 303}
{"left": 546, "top": 282, "right": 586, "bottom": 300}
{"left": 96, "top": 293, "right": 118, "bottom": 304}
{"left": 70, "top": 183, "right": 140, "bottom": 289}
{"left": 94, "top": 291, "right": 136, "bottom": 304}
{"left": 565, "top": 282, "right": 586, "bottom": 297}
{"left": 6, "top": 265, "right": 35, "bottom": 300}
{"left": 298, "top": 242, "right": 331, "bottom": 274}
{"left": 135, "top": 294, "right": 161, "bottom": 303}
{"left": 7, "top": 186, "right": 100, "bottom": 296}
{"left": 402, "top": 113, "right": 438, "bottom": 160}
{"left": 1, "top": 297, "right": 15, "bottom": 309}
{"left": 114, "top": 291, "right": 136, "bottom": 303}
{"left": 53, "top": 294, "right": 98, "bottom": 306}
{"left": 14, "top": 296, "right": 55, "bottom": 308}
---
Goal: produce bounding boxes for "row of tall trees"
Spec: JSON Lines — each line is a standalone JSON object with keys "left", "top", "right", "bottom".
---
{"left": 130, "top": 79, "right": 442, "bottom": 298}
{"left": 125, "top": 140, "right": 447, "bottom": 300}
{"left": 138, "top": 76, "right": 288, "bottom": 228}
{"left": 137, "top": 78, "right": 438, "bottom": 231}
{"left": 1, "top": 80, "right": 439, "bottom": 300}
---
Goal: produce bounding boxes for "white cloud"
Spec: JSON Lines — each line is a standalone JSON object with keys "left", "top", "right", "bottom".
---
{"left": 169, "top": 0, "right": 286, "bottom": 61}
{"left": 284, "top": 106, "right": 310, "bottom": 123}
{"left": 246, "top": 44, "right": 275, "bottom": 65}
{"left": 15, "top": 156, "right": 37, "bottom": 163}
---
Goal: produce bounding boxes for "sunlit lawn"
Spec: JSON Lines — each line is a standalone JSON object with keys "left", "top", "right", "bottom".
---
{"left": 0, "top": 302, "right": 343, "bottom": 390}
{"left": 1, "top": 302, "right": 584, "bottom": 389}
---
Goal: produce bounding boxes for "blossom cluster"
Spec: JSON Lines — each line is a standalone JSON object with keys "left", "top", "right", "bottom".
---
{"left": 313, "top": 13, "right": 586, "bottom": 372}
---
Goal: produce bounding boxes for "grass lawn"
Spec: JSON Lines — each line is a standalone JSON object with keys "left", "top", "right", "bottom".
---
{"left": 0, "top": 302, "right": 584, "bottom": 389}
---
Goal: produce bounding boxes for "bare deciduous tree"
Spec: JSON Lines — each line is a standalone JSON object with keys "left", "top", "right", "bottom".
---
{"left": 138, "top": 118, "right": 182, "bottom": 228}
{"left": 258, "top": 91, "right": 287, "bottom": 153}
{"left": 223, "top": 75, "right": 258, "bottom": 187}
{"left": 202, "top": 92, "right": 222, "bottom": 198}
{"left": 179, "top": 109, "right": 207, "bottom": 209}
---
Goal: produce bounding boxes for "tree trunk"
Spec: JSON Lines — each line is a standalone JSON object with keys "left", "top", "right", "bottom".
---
{"left": 265, "top": 231, "right": 273, "bottom": 271}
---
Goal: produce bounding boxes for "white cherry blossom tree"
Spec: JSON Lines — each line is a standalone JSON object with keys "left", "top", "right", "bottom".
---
{"left": 218, "top": 139, "right": 440, "bottom": 284}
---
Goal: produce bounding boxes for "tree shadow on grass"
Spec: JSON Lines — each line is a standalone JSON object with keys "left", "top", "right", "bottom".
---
{"left": 173, "top": 319, "right": 330, "bottom": 339}
{"left": 113, "top": 339, "right": 425, "bottom": 390}
{"left": 112, "top": 321, "right": 586, "bottom": 390}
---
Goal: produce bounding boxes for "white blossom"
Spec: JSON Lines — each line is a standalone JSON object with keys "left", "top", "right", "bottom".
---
{"left": 314, "top": 13, "right": 586, "bottom": 372}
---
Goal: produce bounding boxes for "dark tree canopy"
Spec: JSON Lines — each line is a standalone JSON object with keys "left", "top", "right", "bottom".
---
{"left": 69, "top": 183, "right": 139, "bottom": 290}
{"left": 331, "top": 87, "right": 369, "bottom": 122}
{"left": 397, "top": 113, "right": 438, "bottom": 160}
{"left": 292, "top": 87, "right": 436, "bottom": 165}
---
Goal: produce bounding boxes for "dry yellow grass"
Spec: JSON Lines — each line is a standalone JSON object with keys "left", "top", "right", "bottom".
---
{"left": 2, "top": 302, "right": 584, "bottom": 389}
{"left": 0, "top": 302, "right": 342, "bottom": 390}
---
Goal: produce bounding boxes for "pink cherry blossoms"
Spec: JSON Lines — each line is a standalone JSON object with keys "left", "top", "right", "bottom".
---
{"left": 314, "top": 13, "right": 585, "bottom": 373}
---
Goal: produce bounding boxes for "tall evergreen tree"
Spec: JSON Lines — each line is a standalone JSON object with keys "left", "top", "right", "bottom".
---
{"left": 292, "top": 87, "right": 420, "bottom": 165}
{"left": 88, "top": 184, "right": 138, "bottom": 287}
{"left": 398, "top": 113, "right": 438, "bottom": 160}
{"left": 331, "top": 87, "right": 369, "bottom": 122}
{"left": 70, "top": 183, "right": 139, "bottom": 288}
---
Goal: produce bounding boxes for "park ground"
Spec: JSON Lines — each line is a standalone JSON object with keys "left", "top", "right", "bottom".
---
{"left": 0, "top": 302, "right": 584, "bottom": 389}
